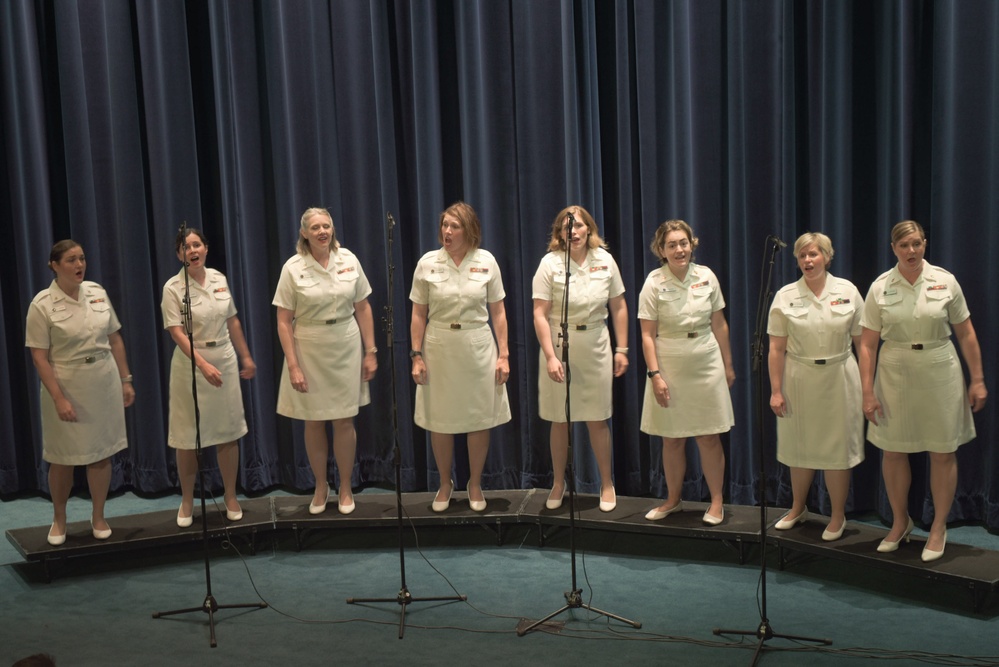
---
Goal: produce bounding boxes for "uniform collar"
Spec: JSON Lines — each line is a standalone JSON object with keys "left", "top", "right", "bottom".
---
{"left": 659, "top": 262, "right": 699, "bottom": 285}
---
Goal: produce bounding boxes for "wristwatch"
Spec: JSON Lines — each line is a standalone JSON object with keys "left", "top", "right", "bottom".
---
{"left": 366, "top": 346, "right": 378, "bottom": 355}
{"left": 409, "top": 350, "right": 423, "bottom": 358}
{"left": 647, "top": 370, "right": 661, "bottom": 378}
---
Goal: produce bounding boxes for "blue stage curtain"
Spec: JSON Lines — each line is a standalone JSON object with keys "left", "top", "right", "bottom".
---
{"left": 1, "top": 0, "right": 996, "bottom": 530}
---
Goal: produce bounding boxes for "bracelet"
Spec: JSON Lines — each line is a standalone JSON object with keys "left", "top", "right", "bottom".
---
{"left": 120, "top": 375, "right": 133, "bottom": 384}
{"left": 366, "top": 346, "right": 378, "bottom": 355}
{"left": 615, "top": 347, "right": 629, "bottom": 355}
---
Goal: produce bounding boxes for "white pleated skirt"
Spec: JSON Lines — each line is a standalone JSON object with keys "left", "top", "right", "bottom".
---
{"left": 168, "top": 344, "right": 248, "bottom": 449}
{"left": 414, "top": 323, "right": 511, "bottom": 433}
{"left": 537, "top": 324, "right": 612, "bottom": 422}
{"left": 640, "top": 334, "right": 734, "bottom": 438}
{"left": 41, "top": 353, "right": 128, "bottom": 465}
{"left": 277, "top": 318, "right": 370, "bottom": 421}
{"left": 868, "top": 341, "right": 974, "bottom": 453}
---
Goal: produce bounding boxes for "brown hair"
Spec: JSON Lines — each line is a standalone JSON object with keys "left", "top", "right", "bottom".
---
{"left": 650, "top": 220, "right": 698, "bottom": 265}
{"left": 438, "top": 201, "right": 482, "bottom": 251}
{"left": 546, "top": 205, "right": 606, "bottom": 253}
{"left": 48, "top": 240, "right": 82, "bottom": 272}
{"left": 891, "top": 220, "right": 926, "bottom": 245}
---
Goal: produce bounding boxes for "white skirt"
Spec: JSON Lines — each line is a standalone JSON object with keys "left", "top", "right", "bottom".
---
{"left": 640, "top": 334, "right": 734, "bottom": 438}
{"left": 537, "top": 324, "right": 612, "bottom": 422}
{"left": 415, "top": 323, "right": 511, "bottom": 433}
{"left": 41, "top": 352, "right": 128, "bottom": 465}
{"left": 868, "top": 341, "right": 974, "bottom": 453}
{"left": 168, "top": 344, "right": 248, "bottom": 449}
{"left": 277, "top": 318, "right": 370, "bottom": 421}
{"left": 776, "top": 354, "right": 864, "bottom": 469}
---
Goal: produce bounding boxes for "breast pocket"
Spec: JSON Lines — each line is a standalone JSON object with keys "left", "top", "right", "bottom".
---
{"left": 877, "top": 292, "right": 906, "bottom": 325}
{"left": 466, "top": 270, "right": 491, "bottom": 298}
{"left": 688, "top": 285, "right": 714, "bottom": 315}
{"left": 656, "top": 288, "right": 683, "bottom": 320}
{"left": 922, "top": 289, "right": 952, "bottom": 321}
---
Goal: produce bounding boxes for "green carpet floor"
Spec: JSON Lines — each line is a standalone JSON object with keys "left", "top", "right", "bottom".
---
{"left": 3, "top": 490, "right": 998, "bottom": 666}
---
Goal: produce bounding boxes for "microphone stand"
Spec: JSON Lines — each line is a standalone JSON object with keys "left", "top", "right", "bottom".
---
{"left": 153, "top": 222, "right": 266, "bottom": 647}
{"left": 518, "top": 214, "right": 640, "bottom": 636}
{"left": 346, "top": 211, "right": 465, "bottom": 638}
{"left": 712, "top": 235, "right": 829, "bottom": 664}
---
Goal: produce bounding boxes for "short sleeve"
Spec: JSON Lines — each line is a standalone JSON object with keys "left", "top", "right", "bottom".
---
{"left": 161, "top": 282, "right": 183, "bottom": 329}
{"left": 860, "top": 283, "right": 883, "bottom": 332}
{"left": 945, "top": 277, "right": 971, "bottom": 324}
{"left": 486, "top": 255, "right": 505, "bottom": 303}
{"left": 410, "top": 258, "right": 430, "bottom": 304}
{"left": 352, "top": 257, "right": 373, "bottom": 303}
{"left": 636, "top": 272, "right": 658, "bottom": 321}
{"left": 531, "top": 255, "right": 554, "bottom": 301}
{"left": 272, "top": 262, "right": 298, "bottom": 311}
{"left": 25, "top": 301, "right": 50, "bottom": 349}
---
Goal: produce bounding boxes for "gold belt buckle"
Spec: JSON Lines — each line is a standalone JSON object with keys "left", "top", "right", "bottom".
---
{"left": 575, "top": 325, "right": 588, "bottom": 331}
{"left": 686, "top": 332, "right": 698, "bottom": 338}
{"left": 205, "top": 341, "right": 218, "bottom": 348}
{"left": 84, "top": 356, "right": 96, "bottom": 364}
{"left": 814, "top": 359, "right": 826, "bottom": 365}
{"left": 911, "top": 343, "right": 924, "bottom": 350}
{"left": 450, "top": 323, "right": 462, "bottom": 330}
{"left": 326, "top": 319, "right": 337, "bottom": 325}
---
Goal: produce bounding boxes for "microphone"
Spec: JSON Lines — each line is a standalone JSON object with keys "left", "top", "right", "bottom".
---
{"left": 566, "top": 211, "right": 575, "bottom": 228}
{"left": 179, "top": 221, "right": 190, "bottom": 266}
{"left": 771, "top": 235, "right": 787, "bottom": 248}
{"left": 386, "top": 212, "right": 395, "bottom": 228}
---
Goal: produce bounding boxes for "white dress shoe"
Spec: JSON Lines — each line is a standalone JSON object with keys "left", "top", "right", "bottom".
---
{"left": 876, "top": 516, "right": 914, "bottom": 553}
{"left": 702, "top": 507, "right": 724, "bottom": 526}
{"left": 598, "top": 487, "right": 617, "bottom": 513}
{"left": 47, "top": 523, "right": 66, "bottom": 546}
{"left": 921, "top": 530, "right": 947, "bottom": 562}
{"left": 775, "top": 510, "right": 808, "bottom": 530}
{"left": 177, "top": 504, "right": 194, "bottom": 528}
{"left": 645, "top": 501, "right": 683, "bottom": 521}
{"left": 545, "top": 484, "right": 565, "bottom": 510}
{"left": 432, "top": 479, "right": 454, "bottom": 513}
{"left": 309, "top": 486, "right": 330, "bottom": 515}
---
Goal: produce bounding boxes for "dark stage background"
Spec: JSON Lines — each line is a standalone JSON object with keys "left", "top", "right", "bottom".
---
{"left": 1, "top": 1, "right": 996, "bottom": 530}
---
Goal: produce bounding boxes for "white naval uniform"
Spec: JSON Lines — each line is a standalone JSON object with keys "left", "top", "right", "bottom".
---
{"left": 767, "top": 274, "right": 864, "bottom": 469}
{"left": 638, "top": 263, "right": 734, "bottom": 437}
{"left": 161, "top": 267, "right": 248, "bottom": 449}
{"left": 410, "top": 248, "right": 511, "bottom": 434}
{"left": 25, "top": 280, "right": 128, "bottom": 466}
{"left": 273, "top": 248, "right": 372, "bottom": 421}
{"left": 532, "top": 247, "right": 625, "bottom": 422}
{"left": 861, "top": 261, "right": 975, "bottom": 453}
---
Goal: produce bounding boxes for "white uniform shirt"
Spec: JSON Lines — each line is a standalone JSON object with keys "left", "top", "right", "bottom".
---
{"left": 161, "top": 268, "right": 237, "bottom": 341}
{"left": 767, "top": 274, "right": 862, "bottom": 357}
{"left": 637, "top": 263, "right": 725, "bottom": 330}
{"left": 272, "top": 248, "right": 372, "bottom": 321}
{"left": 25, "top": 280, "right": 122, "bottom": 361}
{"left": 410, "top": 248, "right": 505, "bottom": 324}
{"left": 860, "top": 261, "right": 970, "bottom": 342}
{"left": 532, "top": 247, "right": 625, "bottom": 324}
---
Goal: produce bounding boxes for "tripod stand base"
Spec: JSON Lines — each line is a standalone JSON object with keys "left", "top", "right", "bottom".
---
{"left": 517, "top": 588, "right": 641, "bottom": 637}
{"left": 347, "top": 587, "right": 466, "bottom": 639}
{"left": 713, "top": 621, "right": 831, "bottom": 666}
{"left": 153, "top": 595, "right": 267, "bottom": 648}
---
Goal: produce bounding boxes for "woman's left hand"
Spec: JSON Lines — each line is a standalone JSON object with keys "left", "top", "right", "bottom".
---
{"left": 495, "top": 357, "right": 510, "bottom": 385}
{"left": 968, "top": 380, "right": 988, "bottom": 412}
{"left": 613, "top": 351, "right": 629, "bottom": 377}
{"left": 725, "top": 365, "right": 736, "bottom": 388}
{"left": 362, "top": 352, "right": 378, "bottom": 382}
{"left": 122, "top": 382, "right": 135, "bottom": 407}
{"left": 239, "top": 357, "right": 257, "bottom": 380}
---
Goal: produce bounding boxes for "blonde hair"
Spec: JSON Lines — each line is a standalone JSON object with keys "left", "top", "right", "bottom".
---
{"left": 297, "top": 207, "right": 339, "bottom": 256}
{"left": 546, "top": 205, "right": 606, "bottom": 253}
{"left": 891, "top": 220, "right": 926, "bottom": 245}
{"left": 793, "top": 232, "right": 834, "bottom": 267}
{"left": 650, "top": 219, "right": 698, "bottom": 265}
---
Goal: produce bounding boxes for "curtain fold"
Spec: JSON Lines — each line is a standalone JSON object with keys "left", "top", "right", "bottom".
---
{"left": 1, "top": 0, "right": 996, "bottom": 531}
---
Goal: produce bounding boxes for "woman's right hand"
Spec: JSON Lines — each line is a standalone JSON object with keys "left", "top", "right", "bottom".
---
{"left": 652, "top": 375, "right": 671, "bottom": 408}
{"left": 198, "top": 361, "right": 224, "bottom": 388}
{"left": 411, "top": 356, "right": 428, "bottom": 385}
{"left": 55, "top": 397, "right": 77, "bottom": 422}
{"left": 546, "top": 356, "right": 564, "bottom": 383}
{"left": 770, "top": 393, "right": 787, "bottom": 417}
{"left": 863, "top": 393, "right": 883, "bottom": 425}
{"left": 289, "top": 366, "right": 308, "bottom": 393}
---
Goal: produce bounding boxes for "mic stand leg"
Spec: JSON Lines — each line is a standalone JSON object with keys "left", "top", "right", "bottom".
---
{"left": 710, "top": 235, "right": 829, "bottom": 665}
{"left": 152, "top": 223, "right": 266, "bottom": 647}
{"left": 519, "top": 235, "right": 639, "bottom": 636}
{"left": 345, "top": 211, "right": 464, "bottom": 638}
